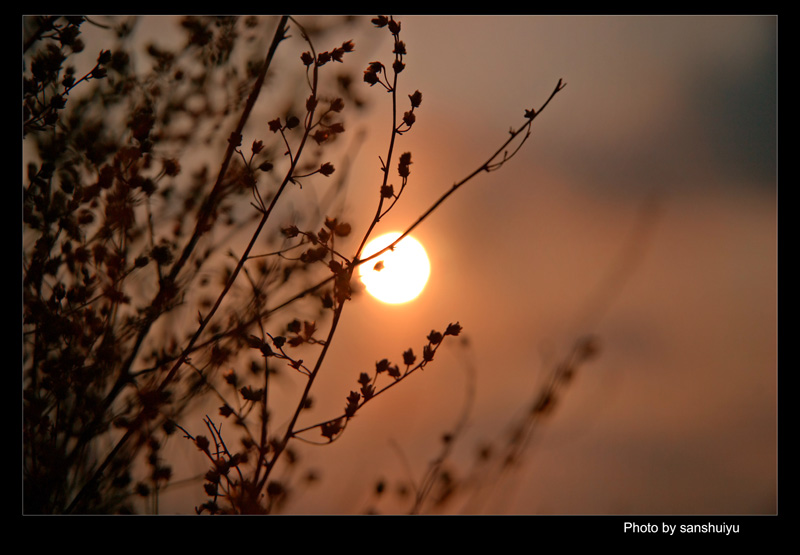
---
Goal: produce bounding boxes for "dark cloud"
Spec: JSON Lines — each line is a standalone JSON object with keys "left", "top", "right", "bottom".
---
{"left": 686, "top": 40, "right": 777, "bottom": 187}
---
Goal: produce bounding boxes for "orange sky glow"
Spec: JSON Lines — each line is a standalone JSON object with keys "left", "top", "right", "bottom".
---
{"left": 33, "top": 15, "right": 777, "bottom": 517}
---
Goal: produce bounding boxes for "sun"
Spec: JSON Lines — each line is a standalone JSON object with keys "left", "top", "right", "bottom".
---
{"left": 359, "top": 232, "right": 431, "bottom": 304}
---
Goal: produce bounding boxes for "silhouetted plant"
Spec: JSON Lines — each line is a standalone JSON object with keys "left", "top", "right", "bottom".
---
{"left": 422, "top": 335, "right": 600, "bottom": 514}
{"left": 22, "top": 14, "right": 566, "bottom": 514}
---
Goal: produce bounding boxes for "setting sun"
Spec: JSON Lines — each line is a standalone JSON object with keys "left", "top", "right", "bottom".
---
{"left": 359, "top": 232, "right": 431, "bottom": 304}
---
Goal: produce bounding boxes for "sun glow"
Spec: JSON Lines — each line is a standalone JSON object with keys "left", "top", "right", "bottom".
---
{"left": 359, "top": 232, "right": 431, "bottom": 304}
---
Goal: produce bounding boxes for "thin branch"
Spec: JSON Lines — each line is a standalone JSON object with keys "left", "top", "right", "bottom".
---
{"left": 357, "top": 79, "right": 566, "bottom": 270}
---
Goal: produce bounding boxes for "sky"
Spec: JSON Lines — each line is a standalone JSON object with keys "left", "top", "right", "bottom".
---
{"left": 60, "top": 15, "right": 778, "bottom": 515}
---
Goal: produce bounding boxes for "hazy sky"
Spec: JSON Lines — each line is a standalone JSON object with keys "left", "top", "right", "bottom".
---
{"left": 67, "top": 15, "right": 777, "bottom": 515}
{"left": 303, "top": 15, "right": 777, "bottom": 515}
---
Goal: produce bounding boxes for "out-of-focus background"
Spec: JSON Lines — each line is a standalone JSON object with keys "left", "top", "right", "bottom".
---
{"left": 72, "top": 15, "right": 777, "bottom": 514}
{"left": 345, "top": 15, "right": 777, "bottom": 515}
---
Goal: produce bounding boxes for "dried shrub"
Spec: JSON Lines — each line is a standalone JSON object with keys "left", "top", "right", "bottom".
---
{"left": 22, "top": 15, "right": 566, "bottom": 514}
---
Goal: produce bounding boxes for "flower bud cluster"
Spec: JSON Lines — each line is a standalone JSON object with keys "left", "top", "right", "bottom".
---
{"left": 331, "top": 323, "right": 463, "bottom": 441}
